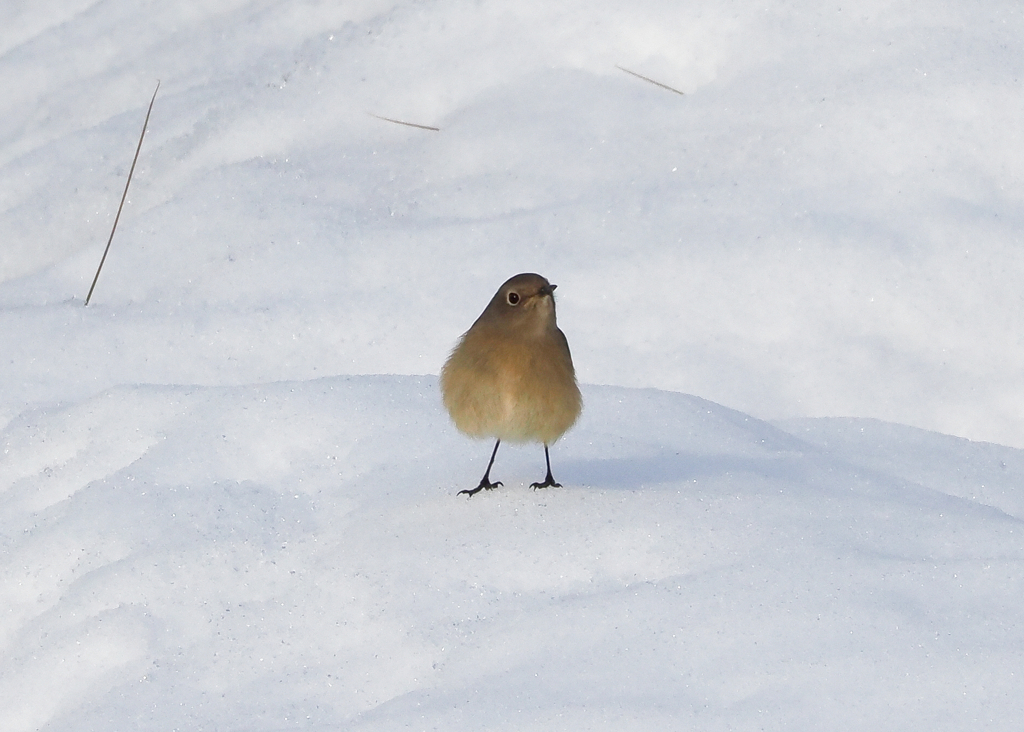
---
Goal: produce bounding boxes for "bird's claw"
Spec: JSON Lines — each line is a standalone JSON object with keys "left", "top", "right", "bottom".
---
{"left": 458, "top": 480, "right": 503, "bottom": 497}
{"left": 530, "top": 478, "right": 561, "bottom": 490}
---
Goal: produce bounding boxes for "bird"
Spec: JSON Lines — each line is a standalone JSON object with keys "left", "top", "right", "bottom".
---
{"left": 440, "top": 273, "right": 582, "bottom": 496}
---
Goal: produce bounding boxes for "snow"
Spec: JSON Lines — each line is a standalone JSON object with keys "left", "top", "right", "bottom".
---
{"left": 2, "top": 1, "right": 1023, "bottom": 730}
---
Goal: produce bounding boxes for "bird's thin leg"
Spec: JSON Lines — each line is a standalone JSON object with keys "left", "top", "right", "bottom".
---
{"left": 530, "top": 444, "right": 562, "bottom": 490}
{"left": 458, "top": 439, "right": 504, "bottom": 496}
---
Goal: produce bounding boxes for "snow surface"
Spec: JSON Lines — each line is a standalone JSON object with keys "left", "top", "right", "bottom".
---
{"left": 2, "top": 1, "right": 1023, "bottom": 730}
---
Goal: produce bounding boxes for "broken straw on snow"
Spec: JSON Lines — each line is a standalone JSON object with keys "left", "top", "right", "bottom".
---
{"left": 615, "top": 65, "right": 685, "bottom": 96}
{"left": 85, "top": 80, "right": 160, "bottom": 306}
{"left": 368, "top": 112, "right": 440, "bottom": 131}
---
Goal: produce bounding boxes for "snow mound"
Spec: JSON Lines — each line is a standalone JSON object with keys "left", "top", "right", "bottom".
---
{"left": 2, "top": 376, "right": 1022, "bottom": 730}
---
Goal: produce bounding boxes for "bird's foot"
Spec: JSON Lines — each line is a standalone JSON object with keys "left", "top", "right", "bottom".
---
{"left": 530, "top": 476, "right": 562, "bottom": 490}
{"left": 458, "top": 479, "right": 503, "bottom": 497}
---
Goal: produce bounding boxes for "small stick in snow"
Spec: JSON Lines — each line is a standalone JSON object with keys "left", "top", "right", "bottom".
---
{"left": 368, "top": 112, "right": 439, "bottom": 132}
{"left": 615, "top": 66, "right": 685, "bottom": 96}
{"left": 85, "top": 80, "right": 160, "bottom": 306}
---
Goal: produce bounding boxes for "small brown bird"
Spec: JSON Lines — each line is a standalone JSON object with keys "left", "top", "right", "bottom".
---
{"left": 441, "top": 273, "right": 582, "bottom": 496}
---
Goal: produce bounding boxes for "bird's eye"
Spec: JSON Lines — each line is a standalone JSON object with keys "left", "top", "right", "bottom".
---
{"left": 507, "top": 291, "right": 520, "bottom": 305}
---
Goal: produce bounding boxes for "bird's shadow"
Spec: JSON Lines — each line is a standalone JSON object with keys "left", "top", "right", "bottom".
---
{"left": 560, "top": 450, "right": 811, "bottom": 491}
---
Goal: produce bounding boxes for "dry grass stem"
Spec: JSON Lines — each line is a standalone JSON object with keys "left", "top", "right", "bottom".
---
{"left": 85, "top": 80, "right": 160, "bottom": 306}
{"left": 368, "top": 113, "right": 440, "bottom": 131}
{"left": 615, "top": 66, "right": 685, "bottom": 95}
